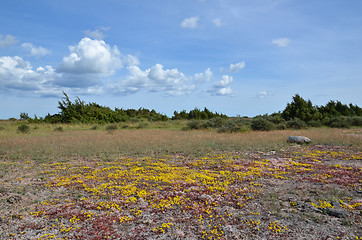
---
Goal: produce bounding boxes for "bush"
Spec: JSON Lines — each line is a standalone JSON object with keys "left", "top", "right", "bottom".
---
{"left": 351, "top": 116, "right": 362, "bottom": 127}
{"left": 328, "top": 117, "right": 351, "bottom": 128}
{"left": 54, "top": 126, "right": 64, "bottom": 132}
{"left": 286, "top": 118, "right": 307, "bottom": 129}
{"left": 307, "top": 120, "right": 322, "bottom": 128}
{"left": 137, "top": 122, "right": 149, "bottom": 129}
{"left": 203, "top": 117, "right": 227, "bottom": 129}
{"left": 187, "top": 120, "right": 203, "bottom": 130}
{"left": 275, "top": 123, "right": 287, "bottom": 130}
{"left": 106, "top": 123, "right": 118, "bottom": 132}
{"left": 251, "top": 118, "right": 275, "bottom": 131}
{"left": 17, "top": 123, "right": 30, "bottom": 133}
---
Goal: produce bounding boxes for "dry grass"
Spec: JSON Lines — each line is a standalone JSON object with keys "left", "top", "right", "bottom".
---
{"left": 1, "top": 123, "right": 361, "bottom": 162}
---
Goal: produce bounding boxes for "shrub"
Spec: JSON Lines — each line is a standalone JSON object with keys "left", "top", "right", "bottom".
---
{"left": 203, "top": 117, "right": 227, "bottom": 129}
{"left": 251, "top": 118, "right": 275, "bottom": 131}
{"left": 137, "top": 122, "right": 149, "bottom": 129}
{"left": 328, "top": 117, "right": 351, "bottom": 128}
{"left": 54, "top": 126, "right": 64, "bottom": 132}
{"left": 187, "top": 120, "right": 203, "bottom": 130}
{"left": 351, "top": 116, "right": 362, "bottom": 127}
{"left": 17, "top": 123, "right": 30, "bottom": 134}
{"left": 275, "top": 123, "right": 287, "bottom": 130}
{"left": 218, "top": 121, "right": 239, "bottom": 133}
{"left": 106, "top": 123, "right": 118, "bottom": 132}
{"left": 307, "top": 120, "right": 322, "bottom": 128}
{"left": 286, "top": 118, "right": 307, "bottom": 129}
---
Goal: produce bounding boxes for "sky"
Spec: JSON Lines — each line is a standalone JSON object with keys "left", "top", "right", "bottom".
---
{"left": 0, "top": 0, "right": 361, "bottom": 119}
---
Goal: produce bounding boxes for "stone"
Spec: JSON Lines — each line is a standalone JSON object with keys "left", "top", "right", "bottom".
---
{"left": 287, "top": 136, "right": 311, "bottom": 144}
{"left": 326, "top": 208, "right": 348, "bottom": 218}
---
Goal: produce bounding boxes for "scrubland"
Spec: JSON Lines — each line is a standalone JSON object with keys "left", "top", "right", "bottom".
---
{"left": 0, "top": 121, "right": 361, "bottom": 239}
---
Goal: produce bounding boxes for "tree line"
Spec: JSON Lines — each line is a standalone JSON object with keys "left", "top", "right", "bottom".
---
{"left": 21, "top": 93, "right": 361, "bottom": 129}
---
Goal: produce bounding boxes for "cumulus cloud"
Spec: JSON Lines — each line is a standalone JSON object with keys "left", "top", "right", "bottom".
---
{"left": 0, "top": 56, "right": 59, "bottom": 93}
{"left": 84, "top": 26, "right": 110, "bottom": 40}
{"left": 21, "top": 43, "right": 51, "bottom": 57}
{"left": 208, "top": 75, "right": 233, "bottom": 96}
{"left": 257, "top": 91, "right": 273, "bottom": 99}
{"left": 111, "top": 64, "right": 195, "bottom": 96}
{"left": 272, "top": 38, "right": 291, "bottom": 47}
{"left": 194, "top": 68, "right": 213, "bottom": 82}
{"left": 212, "top": 18, "right": 223, "bottom": 27}
{"left": 181, "top": 17, "right": 199, "bottom": 29}
{"left": 229, "top": 61, "right": 245, "bottom": 73}
{"left": 0, "top": 34, "right": 19, "bottom": 47}
{"left": 58, "top": 37, "right": 137, "bottom": 76}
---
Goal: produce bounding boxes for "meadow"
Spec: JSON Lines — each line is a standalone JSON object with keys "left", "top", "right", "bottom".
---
{"left": 0, "top": 121, "right": 361, "bottom": 239}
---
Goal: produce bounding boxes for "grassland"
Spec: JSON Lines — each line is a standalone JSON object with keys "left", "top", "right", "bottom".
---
{"left": 0, "top": 121, "right": 361, "bottom": 239}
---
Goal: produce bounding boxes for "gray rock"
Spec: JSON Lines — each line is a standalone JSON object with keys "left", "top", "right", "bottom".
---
{"left": 287, "top": 136, "right": 311, "bottom": 143}
{"left": 326, "top": 208, "right": 348, "bottom": 218}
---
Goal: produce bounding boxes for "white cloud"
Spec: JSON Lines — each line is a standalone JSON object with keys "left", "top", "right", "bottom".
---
{"left": 257, "top": 91, "right": 273, "bottom": 99}
{"left": 0, "top": 34, "right": 19, "bottom": 47}
{"left": 194, "top": 68, "right": 213, "bottom": 82}
{"left": 111, "top": 64, "right": 195, "bottom": 96}
{"left": 213, "top": 18, "right": 222, "bottom": 27}
{"left": 84, "top": 26, "right": 110, "bottom": 40}
{"left": 21, "top": 43, "right": 51, "bottom": 57}
{"left": 208, "top": 75, "right": 233, "bottom": 96}
{"left": 181, "top": 17, "right": 199, "bottom": 29}
{"left": 229, "top": 61, "right": 245, "bottom": 73}
{"left": 272, "top": 38, "right": 291, "bottom": 47}
{"left": 0, "top": 56, "right": 59, "bottom": 92}
{"left": 58, "top": 37, "right": 137, "bottom": 76}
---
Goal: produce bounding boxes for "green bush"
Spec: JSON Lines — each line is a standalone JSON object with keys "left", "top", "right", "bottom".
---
{"left": 203, "top": 117, "right": 227, "bottom": 129}
{"left": 307, "top": 120, "right": 323, "bottom": 128}
{"left": 137, "top": 122, "right": 149, "bottom": 129}
{"left": 106, "top": 123, "right": 118, "bottom": 132}
{"left": 328, "top": 117, "right": 351, "bottom": 128}
{"left": 54, "top": 126, "right": 64, "bottom": 132}
{"left": 187, "top": 120, "right": 203, "bottom": 130}
{"left": 286, "top": 118, "right": 307, "bottom": 129}
{"left": 275, "top": 123, "right": 287, "bottom": 130}
{"left": 251, "top": 118, "right": 275, "bottom": 131}
{"left": 17, "top": 123, "right": 30, "bottom": 133}
{"left": 351, "top": 116, "right": 362, "bottom": 126}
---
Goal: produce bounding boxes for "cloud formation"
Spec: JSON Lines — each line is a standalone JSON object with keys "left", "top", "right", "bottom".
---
{"left": 229, "top": 61, "right": 245, "bottom": 73}
{"left": 208, "top": 75, "right": 233, "bottom": 96}
{"left": 271, "top": 38, "right": 291, "bottom": 47}
{"left": 257, "top": 91, "right": 273, "bottom": 99}
{"left": 194, "top": 68, "right": 213, "bottom": 82}
{"left": 212, "top": 18, "right": 222, "bottom": 27}
{"left": 112, "top": 64, "right": 196, "bottom": 96}
{"left": 21, "top": 43, "right": 51, "bottom": 57}
{"left": 0, "top": 34, "right": 19, "bottom": 47}
{"left": 84, "top": 26, "right": 110, "bottom": 40}
{"left": 58, "top": 37, "right": 136, "bottom": 76}
{"left": 181, "top": 17, "right": 199, "bottom": 29}
{"left": 0, "top": 56, "right": 58, "bottom": 93}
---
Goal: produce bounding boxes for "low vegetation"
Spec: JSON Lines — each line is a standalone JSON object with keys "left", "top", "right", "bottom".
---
{"left": 15, "top": 93, "right": 361, "bottom": 132}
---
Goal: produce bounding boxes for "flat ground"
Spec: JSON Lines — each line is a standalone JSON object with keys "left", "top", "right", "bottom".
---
{"left": 0, "top": 123, "right": 361, "bottom": 239}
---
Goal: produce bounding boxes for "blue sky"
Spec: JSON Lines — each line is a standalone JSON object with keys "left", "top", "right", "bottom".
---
{"left": 1, "top": 0, "right": 361, "bottom": 119}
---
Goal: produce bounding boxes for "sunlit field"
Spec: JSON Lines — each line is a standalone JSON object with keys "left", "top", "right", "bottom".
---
{"left": 0, "top": 122, "right": 361, "bottom": 239}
